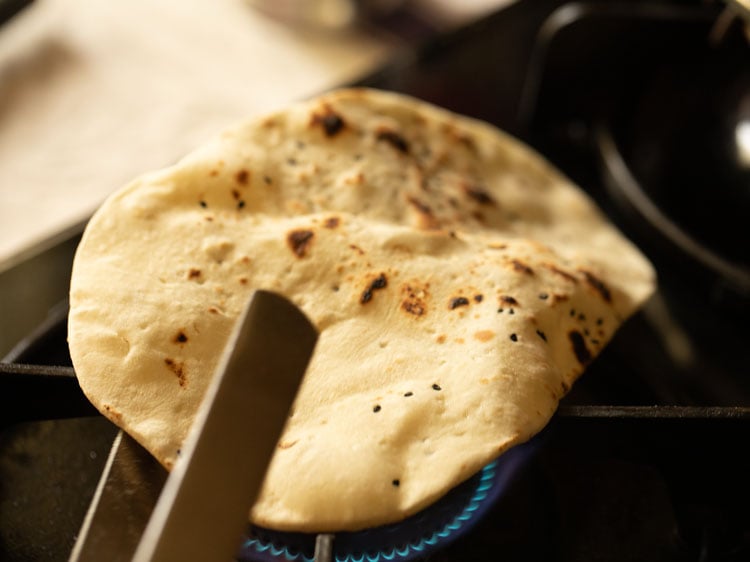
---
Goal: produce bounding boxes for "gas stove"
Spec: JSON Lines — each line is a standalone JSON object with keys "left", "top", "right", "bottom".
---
{"left": 2, "top": 1, "right": 749, "bottom": 561}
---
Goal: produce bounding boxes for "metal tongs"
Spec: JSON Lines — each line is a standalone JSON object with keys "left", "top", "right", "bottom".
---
{"left": 69, "top": 290, "right": 319, "bottom": 562}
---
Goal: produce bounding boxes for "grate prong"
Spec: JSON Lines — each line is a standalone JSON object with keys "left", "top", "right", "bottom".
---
{"left": 314, "top": 534, "right": 334, "bottom": 562}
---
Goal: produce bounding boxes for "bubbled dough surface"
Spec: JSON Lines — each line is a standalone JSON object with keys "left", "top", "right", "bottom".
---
{"left": 68, "top": 89, "right": 655, "bottom": 532}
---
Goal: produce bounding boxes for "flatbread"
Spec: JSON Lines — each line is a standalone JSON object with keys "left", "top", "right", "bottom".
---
{"left": 68, "top": 88, "right": 655, "bottom": 532}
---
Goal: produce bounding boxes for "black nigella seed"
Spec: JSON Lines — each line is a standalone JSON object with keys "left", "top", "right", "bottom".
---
{"left": 199, "top": 200, "right": 207, "bottom": 208}
{"left": 237, "top": 200, "right": 245, "bottom": 209}
{"left": 570, "top": 309, "right": 576, "bottom": 317}
{"left": 404, "top": 391, "right": 413, "bottom": 397}
{"left": 536, "top": 330, "right": 547, "bottom": 342}
{"left": 373, "top": 405, "right": 381, "bottom": 413}
{"left": 509, "top": 308, "right": 515, "bottom": 315}
{"left": 474, "top": 294, "right": 484, "bottom": 303}
{"left": 539, "top": 293, "right": 549, "bottom": 300}
{"left": 597, "top": 318, "right": 604, "bottom": 326}
{"left": 578, "top": 313, "right": 586, "bottom": 321}
{"left": 591, "top": 338, "right": 600, "bottom": 345}
{"left": 497, "top": 308, "right": 504, "bottom": 313}
{"left": 510, "top": 333, "right": 518, "bottom": 342}
{"left": 432, "top": 384, "right": 441, "bottom": 391}
{"left": 392, "top": 479, "right": 400, "bottom": 487}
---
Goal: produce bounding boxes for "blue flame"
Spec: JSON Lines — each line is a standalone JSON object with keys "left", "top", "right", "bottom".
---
{"left": 241, "top": 460, "right": 498, "bottom": 562}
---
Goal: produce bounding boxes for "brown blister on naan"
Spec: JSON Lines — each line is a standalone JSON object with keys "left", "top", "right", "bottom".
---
{"left": 550, "top": 293, "right": 569, "bottom": 305}
{"left": 510, "top": 259, "right": 534, "bottom": 275}
{"left": 460, "top": 182, "right": 496, "bottom": 206}
{"left": 542, "top": 263, "right": 578, "bottom": 284}
{"left": 579, "top": 269, "right": 613, "bottom": 303}
{"left": 235, "top": 169, "right": 250, "bottom": 185}
{"left": 164, "top": 358, "right": 187, "bottom": 387}
{"left": 441, "top": 121, "right": 479, "bottom": 153}
{"left": 260, "top": 117, "right": 278, "bottom": 130}
{"left": 287, "top": 229, "right": 314, "bottom": 258}
{"left": 400, "top": 281, "right": 429, "bottom": 317}
{"left": 474, "top": 330, "right": 495, "bottom": 342}
{"left": 324, "top": 216, "right": 340, "bottom": 229}
{"left": 310, "top": 105, "right": 347, "bottom": 137}
{"left": 406, "top": 196, "right": 440, "bottom": 230}
{"left": 102, "top": 404, "right": 122, "bottom": 423}
{"left": 375, "top": 128, "right": 410, "bottom": 154}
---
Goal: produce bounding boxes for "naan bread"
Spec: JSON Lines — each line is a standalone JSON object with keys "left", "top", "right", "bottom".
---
{"left": 68, "top": 88, "right": 655, "bottom": 532}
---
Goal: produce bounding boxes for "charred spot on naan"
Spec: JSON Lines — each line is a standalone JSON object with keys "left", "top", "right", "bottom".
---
{"left": 497, "top": 295, "right": 518, "bottom": 315}
{"left": 460, "top": 182, "right": 496, "bottom": 206}
{"left": 542, "top": 263, "right": 579, "bottom": 284}
{"left": 287, "top": 229, "right": 314, "bottom": 258}
{"left": 448, "top": 296, "right": 470, "bottom": 310}
{"left": 375, "top": 128, "right": 410, "bottom": 154}
{"left": 510, "top": 259, "right": 534, "bottom": 275}
{"left": 310, "top": 105, "right": 347, "bottom": 137}
{"left": 360, "top": 273, "right": 388, "bottom": 304}
{"left": 579, "top": 269, "right": 613, "bottom": 303}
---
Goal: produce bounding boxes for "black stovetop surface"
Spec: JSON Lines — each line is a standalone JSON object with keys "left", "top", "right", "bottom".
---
{"left": 2, "top": 1, "right": 750, "bottom": 561}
